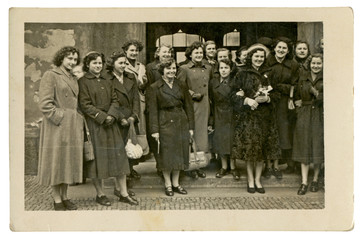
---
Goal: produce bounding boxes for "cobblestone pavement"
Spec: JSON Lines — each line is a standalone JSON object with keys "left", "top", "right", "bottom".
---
{"left": 25, "top": 176, "right": 324, "bottom": 211}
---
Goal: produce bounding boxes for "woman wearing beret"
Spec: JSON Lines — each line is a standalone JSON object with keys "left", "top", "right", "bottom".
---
{"left": 37, "top": 46, "right": 84, "bottom": 211}
{"left": 148, "top": 59, "right": 195, "bottom": 196}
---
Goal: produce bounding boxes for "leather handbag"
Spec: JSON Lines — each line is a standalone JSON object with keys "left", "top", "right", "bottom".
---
{"left": 187, "top": 137, "right": 210, "bottom": 171}
{"left": 83, "top": 120, "right": 95, "bottom": 161}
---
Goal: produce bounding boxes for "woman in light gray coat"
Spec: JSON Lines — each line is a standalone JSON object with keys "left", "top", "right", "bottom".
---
{"left": 37, "top": 47, "right": 84, "bottom": 211}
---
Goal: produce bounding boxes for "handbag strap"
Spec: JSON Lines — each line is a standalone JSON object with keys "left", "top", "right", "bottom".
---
{"left": 189, "top": 137, "right": 199, "bottom": 161}
{"left": 128, "top": 121, "right": 138, "bottom": 145}
{"left": 289, "top": 86, "right": 295, "bottom": 98}
{"left": 83, "top": 119, "right": 91, "bottom": 142}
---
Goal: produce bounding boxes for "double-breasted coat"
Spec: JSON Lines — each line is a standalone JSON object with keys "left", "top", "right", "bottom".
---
{"left": 147, "top": 79, "right": 195, "bottom": 171}
{"left": 177, "top": 61, "right": 213, "bottom": 152}
{"left": 78, "top": 72, "right": 129, "bottom": 179}
{"left": 265, "top": 55, "right": 299, "bottom": 150}
{"left": 292, "top": 70, "right": 324, "bottom": 164}
{"left": 208, "top": 76, "right": 234, "bottom": 155}
{"left": 231, "top": 66, "right": 281, "bottom": 162}
{"left": 146, "top": 60, "right": 162, "bottom": 88}
{"left": 37, "top": 66, "right": 84, "bottom": 186}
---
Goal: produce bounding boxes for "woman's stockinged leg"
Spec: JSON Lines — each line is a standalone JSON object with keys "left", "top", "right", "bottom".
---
{"left": 116, "top": 174, "right": 128, "bottom": 197}
{"left": 163, "top": 170, "right": 172, "bottom": 187}
{"left": 51, "top": 184, "right": 62, "bottom": 203}
{"left": 92, "top": 178, "right": 105, "bottom": 197}
{"left": 301, "top": 163, "right": 309, "bottom": 185}
{"left": 254, "top": 162, "right": 264, "bottom": 188}
{"left": 230, "top": 157, "right": 236, "bottom": 170}
{"left": 312, "top": 164, "right": 321, "bottom": 182}
{"left": 246, "top": 161, "right": 254, "bottom": 187}
{"left": 171, "top": 170, "right": 180, "bottom": 187}
{"left": 59, "top": 183, "right": 69, "bottom": 200}
{"left": 221, "top": 155, "right": 228, "bottom": 170}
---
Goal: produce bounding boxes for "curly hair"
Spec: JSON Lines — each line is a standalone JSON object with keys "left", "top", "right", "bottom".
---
{"left": 306, "top": 53, "right": 323, "bottom": 71}
{"left": 216, "top": 48, "right": 232, "bottom": 61}
{"left": 157, "top": 58, "right": 177, "bottom": 75}
{"left": 271, "top": 37, "right": 293, "bottom": 60}
{"left": 82, "top": 51, "right": 105, "bottom": 72}
{"left": 218, "top": 58, "right": 238, "bottom": 79}
{"left": 105, "top": 51, "right": 127, "bottom": 72}
{"left": 245, "top": 47, "right": 267, "bottom": 67}
{"left": 184, "top": 41, "right": 204, "bottom": 60}
{"left": 294, "top": 41, "right": 311, "bottom": 59}
{"left": 235, "top": 46, "right": 248, "bottom": 64}
{"left": 52, "top": 46, "right": 80, "bottom": 67}
{"left": 154, "top": 43, "right": 174, "bottom": 60}
{"left": 203, "top": 40, "right": 216, "bottom": 52}
{"left": 122, "top": 40, "right": 144, "bottom": 52}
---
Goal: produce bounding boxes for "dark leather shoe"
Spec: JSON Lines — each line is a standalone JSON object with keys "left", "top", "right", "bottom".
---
{"left": 119, "top": 195, "right": 138, "bottom": 205}
{"left": 273, "top": 168, "right": 283, "bottom": 179}
{"left": 196, "top": 169, "right": 206, "bottom": 178}
{"left": 230, "top": 169, "right": 240, "bottom": 180}
{"left": 165, "top": 186, "right": 174, "bottom": 196}
{"left": 255, "top": 186, "right": 265, "bottom": 194}
{"left": 62, "top": 199, "right": 77, "bottom": 210}
{"left": 130, "top": 169, "right": 141, "bottom": 179}
{"left": 96, "top": 195, "right": 111, "bottom": 206}
{"left": 215, "top": 168, "right": 228, "bottom": 178}
{"left": 54, "top": 201, "right": 66, "bottom": 211}
{"left": 297, "top": 184, "right": 308, "bottom": 195}
{"left": 247, "top": 183, "right": 255, "bottom": 194}
{"left": 172, "top": 185, "right": 187, "bottom": 194}
{"left": 114, "top": 188, "right": 135, "bottom": 197}
{"left": 310, "top": 181, "right": 319, "bottom": 192}
{"left": 263, "top": 167, "right": 273, "bottom": 179}
{"left": 187, "top": 170, "right": 199, "bottom": 179}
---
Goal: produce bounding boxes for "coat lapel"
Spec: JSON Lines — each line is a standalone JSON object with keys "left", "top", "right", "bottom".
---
{"left": 215, "top": 78, "right": 231, "bottom": 98}
{"left": 53, "top": 67, "right": 79, "bottom": 96}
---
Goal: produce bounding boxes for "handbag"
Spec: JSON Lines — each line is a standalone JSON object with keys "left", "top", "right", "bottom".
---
{"left": 83, "top": 120, "right": 95, "bottom": 161}
{"left": 186, "top": 137, "right": 210, "bottom": 171}
{"left": 288, "top": 86, "right": 295, "bottom": 110}
{"left": 125, "top": 121, "right": 143, "bottom": 159}
{"left": 136, "top": 134, "right": 149, "bottom": 155}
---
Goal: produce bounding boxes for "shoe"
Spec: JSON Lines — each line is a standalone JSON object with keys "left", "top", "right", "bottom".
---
{"left": 129, "top": 169, "right": 141, "bottom": 180}
{"left": 284, "top": 166, "right": 295, "bottom": 174}
{"left": 119, "top": 195, "right": 138, "bottom": 205}
{"left": 172, "top": 185, "right": 188, "bottom": 194}
{"left": 263, "top": 167, "right": 273, "bottom": 179}
{"left": 62, "top": 199, "right": 77, "bottom": 210}
{"left": 96, "top": 195, "right": 111, "bottom": 206}
{"left": 196, "top": 169, "right": 206, "bottom": 178}
{"left": 215, "top": 168, "right": 228, "bottom": 178}
{"left": 53, "top": 201, "right": 66, "bottom": 211}
{"left": 114, "top": 189, "right": 135, "bottom": 197}
{"left": 247, "top": 183, "right": 255, "bottom": 194}
{"left": 187, "top": 170, "right": 199, "bottom": 179}
{"left": 230, "top": 169, "right": 240, "bottom": 180}
{"left": 297, "top": 184, "right": 308, "bottom": 195}
{"left": 273, "top": 168, "right": 283, "bottom": 179}
{"left": 255, "top": 185, "right": 265, "bottom": 194}
{"left": 165, "top": 186, "right": 174, "bottom": 196}
{"left": 310, "top": 181, "right": 319, "bottom": 192}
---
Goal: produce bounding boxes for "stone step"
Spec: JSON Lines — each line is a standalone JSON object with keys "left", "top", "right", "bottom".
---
{"left": 102, "top": 159, "right": 314, "bottom": 189}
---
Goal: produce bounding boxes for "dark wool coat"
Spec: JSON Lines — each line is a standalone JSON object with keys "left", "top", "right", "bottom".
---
{"left": 230, "top": 66, "right": 281, "bottom": 162}
{"left": 265, "top": 54, "right": 300, "bottom": 150}
{"left": 78, "top": 72, "right": 129, "bottom": 179}
{"left": 292, "top": 70, "right": 324, "bottom": 164}
{"left": 37, "top": 67, "right": 84, "bottom": 186}
{"left": 177, "top": 61, "right": 213, "bottom": 152}
{"left": 208, "top": 76, "right": 235, "bottom": 155}
{"left": 147, "top": 79, "right": 195, "bottom": 171}
{"left": 146, "top": 60, "right": 162, "bottom": 88}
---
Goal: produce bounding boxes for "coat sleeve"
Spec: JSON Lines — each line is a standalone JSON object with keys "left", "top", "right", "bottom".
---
{"left": 230, "top": 71, "right": 247, "bottom": 113}
{"left": 177, "top": 67, "right": 195, "bottom": 96}
{"left": 38, "top": 71, "right": 64, "bottom": 126}
{"left": 147, "top": 86, "right": 159, "bottom": 134}
{"left": 146, "top": 63, "right": 155, "bottom": 88}
{"left": 275, "top": 64, "right": 300, "bottom": 96}
{"left": 208, "top": 79, "right": 215, "bottom": 127}
{"left": 181, "top": 82, "right": 195, "bottom": 131}
{"left": 78, "top": 78, "right": 108, "bottom": 125}
{"left": 131, "top": 82, "right": 141, "bottom": 122}
{"left": 107, "top": 84, "right": 120, "bottom": 120}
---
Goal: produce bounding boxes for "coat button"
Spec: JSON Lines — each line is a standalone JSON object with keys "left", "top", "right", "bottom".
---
{"left": 65, "top": 93, "right": 68, "bottom": 97}
{"left": 193, "top": 70, "right": 195, "bottom": 72}
{"left": 101, "top": 87, "right": 104, "bottom": 90}
{"left": 170, "top": 120, "right": 174, "bottom": 123}
{"left": 97, "top": 79, "right": 100, "bottom": 82}
{"left": 204, "top": 84, "right": 207, "bottom": 87}
{"left": 202, "top": 70, "right": 204, "bottom": 72}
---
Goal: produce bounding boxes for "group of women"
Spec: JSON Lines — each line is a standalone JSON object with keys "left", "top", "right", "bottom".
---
{"left": 36, "top": 36, "right": 324, "bottom": 211}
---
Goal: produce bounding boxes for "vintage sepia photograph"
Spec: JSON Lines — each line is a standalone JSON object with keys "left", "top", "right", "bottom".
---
{"left": 10, "top": 8, "right": 353, "bottom": 231}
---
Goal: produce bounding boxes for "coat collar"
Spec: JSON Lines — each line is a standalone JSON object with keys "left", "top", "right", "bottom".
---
{"left": 83, "top": 71, "right": 106, "bottom": 80}
{"left": 186, "top": 60, "right": 207, "bottom": 69}
{"left": 300, "top": 70, "right": 323, "bottom": 84}
{"left": 151, "top": 60, "right": 160, "bottom": 70}
{"left": 267, "top": 54, "right": 293, "bottom": 69}
{"left": 51, "top": 66, "right": 78, "bottom": 96}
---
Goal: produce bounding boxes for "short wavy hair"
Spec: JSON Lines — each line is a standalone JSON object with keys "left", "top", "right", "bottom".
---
{"left": 154, "top": 43, "right": 175, "bottom": 60}
{"left": 184, "top": 41, "right": 204, "bottom": 60}
{"left": 216, "top": 48, "right": 232, "bottom": 61}
{"left": 245, "top": 47, "right": 267, "bottom": 67}
{"left": 52, "top": 46, "right": 80, "bottom": 67}
{"left": 82, "top": 51, "right": 105, "bottom": 72}
{"left": 105, "top": 51, "right": 127, "bottom": 72}
{"left": 306, "top": 53, "right": 323, "bottom": 71}
{"left": 157, "top": 58, "right": 177, "bottom": 75}
{"left": 294, "top": 40, "right": 311, "bottom": 59}
{"left": 271, "top": 37, "right": 293, "bottom": 60}
{"left": 203, "top": 40, "right": 216, "bottom": 52}
{"left": 235, "top": 46, "right": 248, "bottom": 64}
{"left": 122, "top": 40, "right": 144, "bottom": 52}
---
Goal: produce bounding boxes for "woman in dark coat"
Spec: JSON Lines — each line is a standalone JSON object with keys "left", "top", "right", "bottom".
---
{"left": 177, "top": 41, "right": 213, "bottom": 179}
{"left": 104, "top": 51, "right": 141, "bottom": 198}
{"left": 148, "top": 59, "right": 195, "bottom": 196}
{"left": 264, "top": 37, "right": 300, "bottom": 179}
{"left": 231, "top": 47, "right": 281, "bottom": 194}
{"left": 78, "top": 51, "right": 138, "bottom": 206}
{"left": 37, "top": 46, "right": 83, "bottom": 211}
{"left": 293, "top": 54, "right": 324, "bottom": 195}
{"left": 209, "top": 59, "right": 240, "bottom": 180}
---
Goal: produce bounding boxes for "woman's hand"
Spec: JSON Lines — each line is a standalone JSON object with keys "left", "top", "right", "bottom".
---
{"left": 207, "top": 126, "right": 214, "bottom": 133}
{"left": 152, "top": 133, "right": 160, "bottom": 142}
{"left": 310, "top": 86, "right": 319, "bottom": 97}
{"left": 127, "top": 117, "right": 135, "bottom": 124}
{"left": 295, "top": 100, "right": 302, "bottom": 107}
{"left": 189, "top": 130, "right": 194, "bottom": 138}
{"left": 236, "top": 89, "right": 244, "bottom": 97}
{"left": 244, "top": 97, "right": 259, "bottom": 110}
{"left": 104, "top": 115, "right": 115, "bottom": 126}
{"left": 120, "top": 118, "right": 129, "bottom": 127}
